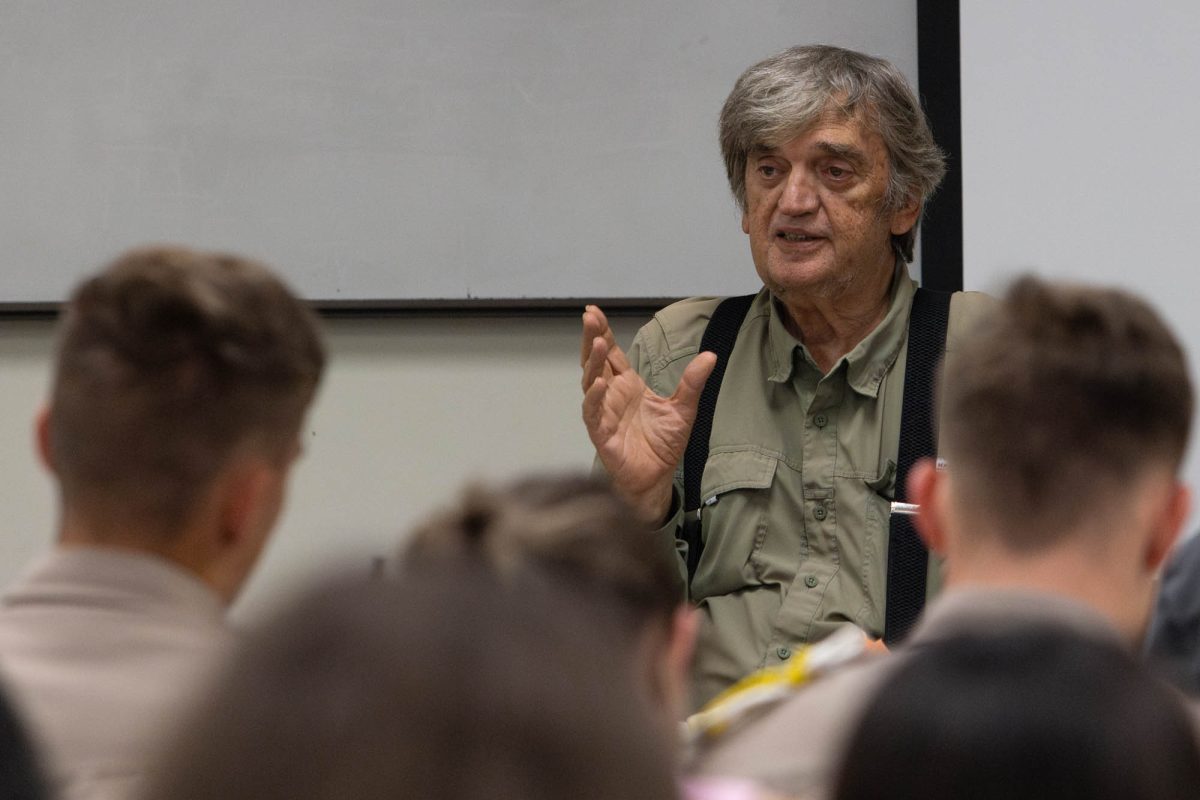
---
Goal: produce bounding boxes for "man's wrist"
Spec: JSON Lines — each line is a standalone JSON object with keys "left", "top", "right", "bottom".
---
{"left": 631, "top": 481, "right": 675, "bottom": 527}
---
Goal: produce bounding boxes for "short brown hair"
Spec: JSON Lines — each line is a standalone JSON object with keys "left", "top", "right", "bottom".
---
{"left": 940, "top": 276, "right": 1192, "bottom": 549}
{"left": 401, "top": 474, "right": 682, "bottom": 632}
{"left": 719, "top": 45, "right": 945, "bottom": 262}
{"left": 49, "top": 246, "right": 325, "bottom": 532}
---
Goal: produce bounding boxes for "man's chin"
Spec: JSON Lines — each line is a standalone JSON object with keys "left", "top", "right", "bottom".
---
{"left": 758, "top": 260, "right": 837, "bottom": 297}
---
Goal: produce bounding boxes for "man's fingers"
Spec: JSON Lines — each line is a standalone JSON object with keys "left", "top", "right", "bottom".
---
{"left": 581, "top": 305, "right": 619, "bottom": 362}
{"left": 578, "top": 307, "right": 600, "bottom": 369}
{"left": 581, "top": 376, "right": 610, "bottom": 440}
{"left": 589, "top": 304, "right": 615, "bottom": 343}
{"left": 581, "top": 305, "right": 631, "bottom": 374}
{"left": 672, "top": 351, "right": 718, "bottom": 411}
{"left": 605, "top": 337, "right": 632, "bottom": 374}
{"left": 581, "top": 336, "right": 609, "bottom": 393}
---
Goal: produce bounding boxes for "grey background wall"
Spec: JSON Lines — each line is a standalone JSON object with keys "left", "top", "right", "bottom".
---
{"left": 959, "top": 0, "right": 1200, "bottom": 532}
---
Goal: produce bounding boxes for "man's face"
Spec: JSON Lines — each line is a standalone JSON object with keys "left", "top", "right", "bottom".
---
{"left": 741, "top": 112, "right": 919, "bottom": 303}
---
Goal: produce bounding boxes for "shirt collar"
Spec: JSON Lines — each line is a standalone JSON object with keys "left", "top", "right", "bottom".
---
{"left": 909, "top": 586, "right": 1125, "bottom": 649}
{"left": 6, "top": 546, "right": 227, "bottom": 622}
{"left": 765, "top": 262, "right": 916, "bottom": 397}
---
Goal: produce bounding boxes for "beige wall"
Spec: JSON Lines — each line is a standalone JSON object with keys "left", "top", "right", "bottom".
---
{"left": 0, "top": 312, "right": 648, "bottom": 623}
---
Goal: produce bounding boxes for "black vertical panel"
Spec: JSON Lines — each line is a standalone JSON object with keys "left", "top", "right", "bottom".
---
{"left": 917, "top": 0, "right": 963, "bottom": 292}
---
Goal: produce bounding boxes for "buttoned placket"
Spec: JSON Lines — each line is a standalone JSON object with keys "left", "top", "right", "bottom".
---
{"left": 762, "top": 350, "right": 846, "bottom": 665}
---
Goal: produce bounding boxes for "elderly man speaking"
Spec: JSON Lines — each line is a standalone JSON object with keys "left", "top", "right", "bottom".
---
{"left": 580, "top": 45, "right": 990, "bottom": 710}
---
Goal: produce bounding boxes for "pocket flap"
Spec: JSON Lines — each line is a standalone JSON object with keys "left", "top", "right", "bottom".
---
{"left": 700, "top": 449, "right": 778, "bottom": 500}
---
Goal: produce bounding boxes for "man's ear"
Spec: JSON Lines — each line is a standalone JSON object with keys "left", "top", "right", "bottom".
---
{"left": 907, "top": 458, "right": 947, "bottom": 555}
{"left": 1146, "top": 482, "right": 1190, "bottom": 572}
{"left": 34, "top": 406, "right": 55, "bottom": 473}
{"left": 889, "top": 194, "right": 921, "bottom": 237}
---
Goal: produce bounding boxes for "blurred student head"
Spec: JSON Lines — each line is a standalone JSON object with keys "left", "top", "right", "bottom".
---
{"left": 833, "top": 625, "right": 1200, "bottom": 800}
{"left": 400, "top": 473, "right": 696, "bottom": 721}
{"left": 41, "top": 246, "right": 326, "bottom": 601}
{"left": 147, "top": 566, "right": 680, "bottom": 800}
{"left": 910, "top": 275, "right": 1193, "bottom": 638}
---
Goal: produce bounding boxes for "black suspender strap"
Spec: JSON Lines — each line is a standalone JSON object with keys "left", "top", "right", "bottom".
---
{"left": 681, "top": 293, "right": 757, "bottom": 584}
{"left": 883, "top": 287, "right": 952, "bottom": 646}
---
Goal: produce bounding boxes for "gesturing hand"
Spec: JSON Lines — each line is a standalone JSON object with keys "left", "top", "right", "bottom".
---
{"left": 581, "top": 305, "right": 716, "bottom": 524}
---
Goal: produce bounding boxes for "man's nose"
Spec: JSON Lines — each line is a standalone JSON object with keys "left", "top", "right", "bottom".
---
{"left": 778, "top": 170, "right": 819, "bottom": 216}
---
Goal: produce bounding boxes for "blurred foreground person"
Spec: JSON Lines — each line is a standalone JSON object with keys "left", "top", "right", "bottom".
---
{"left": 1145, "top": 532, "right": 1200, "bottom": 693}
{"left": 0, "top": 686, "right": 46, "bottom": 800}
{"left": 833, "top": 626, "right": 1200, "bottom": 800}
{"left": 400, "top": 474, "right": 696, "bottom": 724}
{"left": 0, "top": 247, "right": 325, "bottom": 799}
{"left": 146, "top": 566, "right": 681, "bottom": 800}
{"left": 692, "top": 276, "right": 1193, "bottom": 796}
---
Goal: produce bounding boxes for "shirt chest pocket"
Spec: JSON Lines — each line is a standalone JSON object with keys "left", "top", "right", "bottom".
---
{"left": 690, "top": 449, "right": 779, "bottom": 597}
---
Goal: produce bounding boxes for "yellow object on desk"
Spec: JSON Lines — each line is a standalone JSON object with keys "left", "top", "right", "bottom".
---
{"left": 685, "top": 625, "right": 878, "bottom": 744}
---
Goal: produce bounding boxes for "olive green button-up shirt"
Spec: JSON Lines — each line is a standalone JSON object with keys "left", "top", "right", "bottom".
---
{"left": 626, "top": 268, "right": 992, "bottom": 710}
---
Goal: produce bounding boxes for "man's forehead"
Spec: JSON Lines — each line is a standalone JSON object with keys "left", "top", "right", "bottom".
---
{"left": 756, "top": 115, "right": 887, "bottom": 160}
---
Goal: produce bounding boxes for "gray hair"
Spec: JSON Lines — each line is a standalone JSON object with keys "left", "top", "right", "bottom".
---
{"left": 718, "top": 44, "right": 946, "bottom": 262}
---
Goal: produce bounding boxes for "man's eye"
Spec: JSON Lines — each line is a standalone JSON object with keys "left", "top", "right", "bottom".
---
{"left": 757, "top": 165, "right": 778, "bottom": 178}
{"left": 826, "top": 165, "right": 850, "bottom": 180}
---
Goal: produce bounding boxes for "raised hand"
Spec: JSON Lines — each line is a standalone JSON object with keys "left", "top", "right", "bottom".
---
{"left": 581, "top": 305, "right": 716, "bottom": 524}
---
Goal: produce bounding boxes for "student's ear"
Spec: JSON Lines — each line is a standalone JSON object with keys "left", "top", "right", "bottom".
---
{"left": 908, "top": 458, "right": 947, "bottom": 556}
{"left": 1146, "top": 482, "right": 1190, "bottom": 572}
{"left": 218, "top": 459, "right": 277, "bottom": 548}
{"left": 657, "top": 605, "right": 699, "bottom": 720}
{"left": 34, "top": 406, "right": 54, "bottom": 473}
{"left": 665, "top": 605, "right": 699, "bottom": 682}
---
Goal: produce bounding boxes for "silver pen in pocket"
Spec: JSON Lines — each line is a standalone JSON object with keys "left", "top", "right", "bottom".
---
{"left": 889, "top": 458, "right": 945, "bottom": 516}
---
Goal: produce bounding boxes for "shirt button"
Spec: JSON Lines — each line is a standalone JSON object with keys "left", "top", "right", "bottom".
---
{"left": 813, "top": 413, "right": 828, "bottom": 428}
{"left": 777, "top": 647, "right": 792, "bottom": 660}
{"left": 804, "top": 575, "right": 819, "bottom": 588}
{"left": 813, "top": 506, "right": 827, "bottom": 521}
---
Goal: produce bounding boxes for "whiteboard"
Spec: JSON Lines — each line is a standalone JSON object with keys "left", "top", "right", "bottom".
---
{"left": 0, "top": 1, "right": 917, "bottom": 306}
